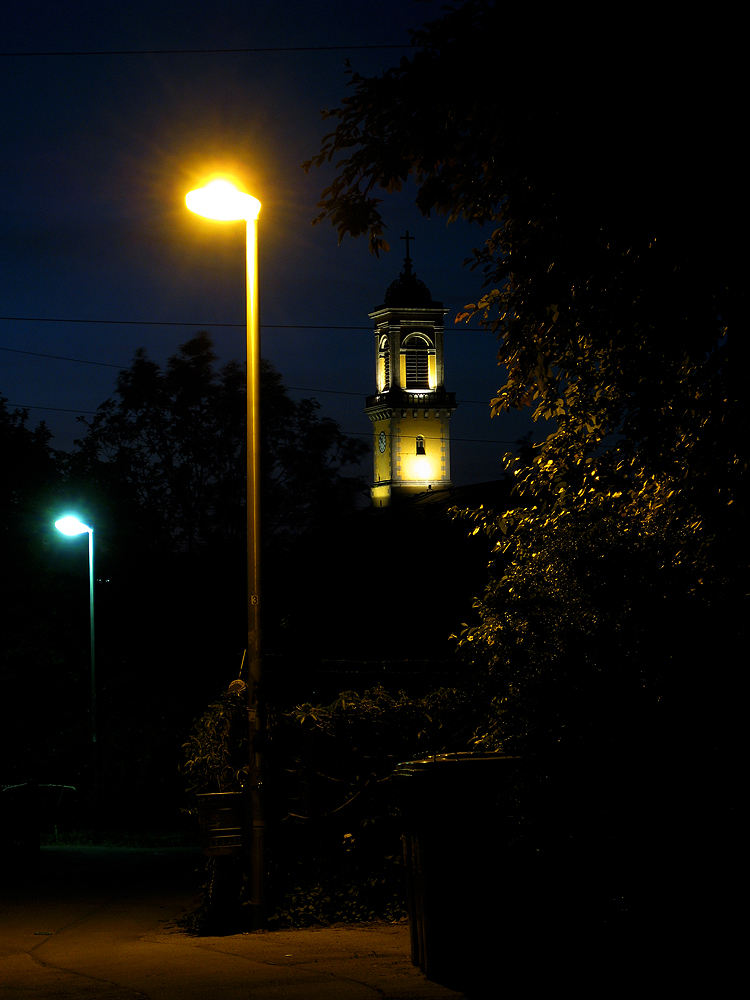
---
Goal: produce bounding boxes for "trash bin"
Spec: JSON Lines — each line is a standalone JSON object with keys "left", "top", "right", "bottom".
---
{"left": 196, "top": 792, "right": 245, "bottom": 856}
{"left": 397, "top": 751, "right": 660, "bottom": 994}
{"left": 0, "top": 781, "right": 43, "bottom": 856}
{"left": 0, "top": 781, "right": 77, "bottom": 855}
{"left": 395, "top": 753, "right": 528, "bottom": 996}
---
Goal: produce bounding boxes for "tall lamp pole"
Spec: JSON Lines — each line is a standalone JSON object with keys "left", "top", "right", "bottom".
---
{"left": 54, "top": 516, "right": 97, "bottom": 788}
{"left": 186, "top": 179, "right": 266, "bottom": 926}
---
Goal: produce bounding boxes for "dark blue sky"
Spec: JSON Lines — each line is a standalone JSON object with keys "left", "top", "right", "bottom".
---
{"left": 1, "top": 0, "right": 534, "bottom": 486}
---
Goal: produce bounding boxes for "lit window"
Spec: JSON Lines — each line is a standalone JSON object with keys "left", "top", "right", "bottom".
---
{"left": 402, "top": 333, "right": 432, "bottom": 390}
{"left": 379, "top": 337, "right": 390, "bottom": 390}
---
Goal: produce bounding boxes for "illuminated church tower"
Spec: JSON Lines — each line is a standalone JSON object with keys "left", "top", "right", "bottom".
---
{"left": 366, "top": 234, "right": 457, "bottom": 507}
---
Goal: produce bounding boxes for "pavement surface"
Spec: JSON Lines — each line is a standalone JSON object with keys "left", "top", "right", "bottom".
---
{"left": 0, "top": 845, "right": 469, "bottom": 999}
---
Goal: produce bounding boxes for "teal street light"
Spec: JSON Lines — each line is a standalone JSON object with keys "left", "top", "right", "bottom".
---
{"left": 55, "top": 516, "right": 97, "bottom": 772}
{"left": 186, "top": 178, "right": 265, "bottom": 925}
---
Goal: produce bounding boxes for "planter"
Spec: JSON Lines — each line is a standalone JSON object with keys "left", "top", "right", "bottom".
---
{"left": 196, "top": 792, "right": 244, "bottom": 856}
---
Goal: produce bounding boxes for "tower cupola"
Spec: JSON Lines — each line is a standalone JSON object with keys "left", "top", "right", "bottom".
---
{"left": 365, "top": 233, "right": 457, "bottom": 507}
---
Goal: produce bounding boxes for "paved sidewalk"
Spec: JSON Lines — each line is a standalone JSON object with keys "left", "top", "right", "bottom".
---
{"left": 156, "top": 921, "right": 467, "bottom": 999}
{"left": 1, "top": 846, "right": 469, "bottom": 999}
{"left": 6, "top": 921, "right": 468, "bottom": 999}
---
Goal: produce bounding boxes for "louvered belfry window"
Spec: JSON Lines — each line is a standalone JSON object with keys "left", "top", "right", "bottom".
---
{"left": 403, "top": 334, "right": 431, "bottom": 389}
{"left": 379, "top": 337, "right": 390, "bottom": 390}
{"left": 405, "top": 351, "right": 429, "bottom": 388}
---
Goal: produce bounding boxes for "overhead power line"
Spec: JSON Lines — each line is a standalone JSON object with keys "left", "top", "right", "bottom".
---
{"left": 0, "top": 315, "right": 487, "bottom": 333}
{"left": 0, "top": 44, "right": 414, "bottom": 57}
{"left": 2, "top": 346, "right": 122, "bottom": 369}
{"left": 0, "top": 315, "right": 353, "bottom": 329}
{"left": 5, "top": 401, "right": 519, "bottom": 445}
{"left": 0, "top": 345, "right": 495, "bottom": 406}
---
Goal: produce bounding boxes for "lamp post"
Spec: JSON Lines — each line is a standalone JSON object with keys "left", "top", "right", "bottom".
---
{"left": 54, "top": 516, "right": 97, "bottom": 788}
{"left": 186, "top": 179, "right": 266, "bottom": 926}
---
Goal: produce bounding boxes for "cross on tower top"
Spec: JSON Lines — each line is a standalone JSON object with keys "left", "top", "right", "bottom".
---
{"left": 401, "top": 230, "right": 414, "bottom": 272}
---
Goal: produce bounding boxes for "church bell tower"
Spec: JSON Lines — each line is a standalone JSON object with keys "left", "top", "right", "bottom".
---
{"left": 365, "top": 234, "right": 457, "bottom": 507}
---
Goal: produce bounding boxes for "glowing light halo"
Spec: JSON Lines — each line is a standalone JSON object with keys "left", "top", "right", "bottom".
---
{"left": 55, "top": 516, "right": 92, "bottom": 536}
{"left": 186, "top": 179, "right": 261, "bottom": 221}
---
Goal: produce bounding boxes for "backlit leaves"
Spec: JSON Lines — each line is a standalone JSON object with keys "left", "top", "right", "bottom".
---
{"left": 305, "top": 0, "right": 745, "bottom": 753}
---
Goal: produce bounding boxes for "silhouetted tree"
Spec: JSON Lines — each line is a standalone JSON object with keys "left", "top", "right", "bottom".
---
{"left": 0, "top": 398, "right": 85, "bottom": 785}
{"left": 0, "top": 396, "right": 58, "bottom": 538}
{"left": 72, "top": 332, "right": 368, "bottom": 556}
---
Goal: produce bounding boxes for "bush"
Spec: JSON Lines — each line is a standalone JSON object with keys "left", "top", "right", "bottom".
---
{"left": 180, "top": 680, "right": 476, "bottom": 930}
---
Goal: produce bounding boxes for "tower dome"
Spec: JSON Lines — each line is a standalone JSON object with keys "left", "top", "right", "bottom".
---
{"left": 381, "top": 231, "right": 443, "bottom": 308}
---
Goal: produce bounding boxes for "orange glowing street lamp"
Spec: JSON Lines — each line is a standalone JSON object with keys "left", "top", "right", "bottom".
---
{"left": 186, "top": 178, "right": 265, "bottom": 925}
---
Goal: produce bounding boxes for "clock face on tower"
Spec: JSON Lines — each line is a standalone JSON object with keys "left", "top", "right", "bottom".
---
{"left": 378, "top": 430, "right": 387, "bottom": 453}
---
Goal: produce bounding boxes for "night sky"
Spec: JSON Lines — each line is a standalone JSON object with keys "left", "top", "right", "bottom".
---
{"left": 1, "top": 0, "right": 533, "bottom": 490}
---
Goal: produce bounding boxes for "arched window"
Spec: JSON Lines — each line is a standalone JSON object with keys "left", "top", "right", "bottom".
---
{"left": 378, "top": 336, "right": 390, "bottom": 390}
{"left": 416, "top": 435, "right": 426, "bottom": 455}
{"left": 402, "top": 333, "right": 432, "bottom": 390}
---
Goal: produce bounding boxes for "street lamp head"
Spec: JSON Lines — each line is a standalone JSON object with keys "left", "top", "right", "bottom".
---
{"left": 55, "top": 516, "right": 92, "bottom": 536}
{"left": 186, "top": 180, "right": 261, "bottom": 222}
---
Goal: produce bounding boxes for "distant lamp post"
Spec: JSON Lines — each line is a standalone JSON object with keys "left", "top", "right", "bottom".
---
{"left": 54, "top": 516, "right": 97, "bottom": 774}
{"left": 186, "top": 178, "right": 266, "bottom": 926}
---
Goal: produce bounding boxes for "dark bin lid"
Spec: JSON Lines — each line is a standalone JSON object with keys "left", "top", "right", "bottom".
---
{"left": 196, "top": 791, "right": 244, "bottom": 802}
{"left": 395, "top": 752, "right": 518, "bottom": 778}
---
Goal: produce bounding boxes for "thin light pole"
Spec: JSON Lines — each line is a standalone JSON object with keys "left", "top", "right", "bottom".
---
{"left": 245, "top": 202, "right": 266, "bottom": 929}
{"left": 55, "top": 516, "right": 97, "bottom": 794}
{"left": 87, "top": 525, "right": 96, "bottom": 754}
{"left": 186, "top": 180, "right": 266, "bottom": 927}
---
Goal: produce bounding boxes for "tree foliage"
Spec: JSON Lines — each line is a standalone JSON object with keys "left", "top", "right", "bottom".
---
{"left": 72, "top": 332, "right": 368, "bottom": 555}
{"left": 259, "top": 359, "right": 370, "bottom": 549}
{"left": 0, "top": 397, "right": 58, "bottom": 537}
{"left": 305, "top": 0, "right": 746, "bottom": 756}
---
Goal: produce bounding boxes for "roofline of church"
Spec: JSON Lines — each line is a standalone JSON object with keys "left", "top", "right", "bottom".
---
{"left": 368, "top": 304, "right": 447, "bottom": 320}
